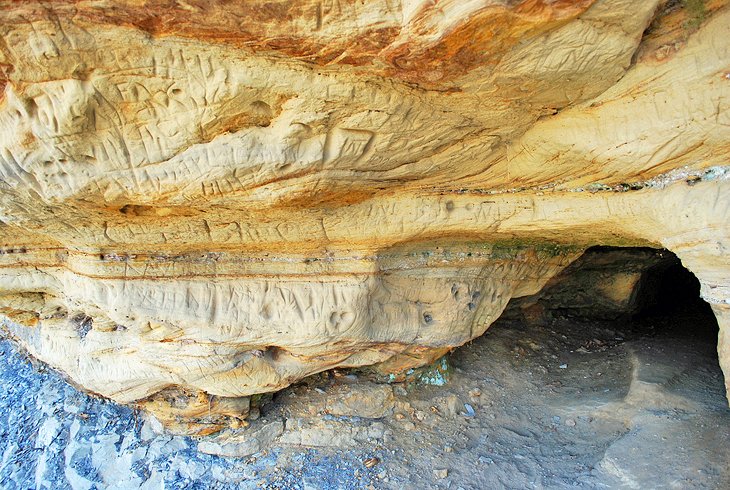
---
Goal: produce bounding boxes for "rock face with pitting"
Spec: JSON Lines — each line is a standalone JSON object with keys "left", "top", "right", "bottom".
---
{"left": 0, "top": 0, "right": 729, "bottom": 433}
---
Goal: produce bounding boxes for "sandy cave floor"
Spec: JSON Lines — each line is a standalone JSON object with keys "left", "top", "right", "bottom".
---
{"left": 0, "top": 301, "right": 728, "bottom": 489}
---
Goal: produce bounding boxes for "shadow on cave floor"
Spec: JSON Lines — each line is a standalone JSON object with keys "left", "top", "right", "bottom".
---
{"left": 431, "top": 308, "right": 729, "bottom": 489}
{"left": 1, "top": 248, "right": 729, "bottom": 489}
{"left": 426, "top": 247, "right": 730, "bottom": 489}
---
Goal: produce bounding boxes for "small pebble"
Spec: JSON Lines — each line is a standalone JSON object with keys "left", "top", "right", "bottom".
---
{"left": 559, "top": 364, "right": 568, "bottom": 369}
{"left": 434, "top": 469, "right": 448, "bottom": 479}
{"left": 565, "top": 418, "right": 576, "bottom": 427}
{"left": 363, "top": 457, "right": 380, "bottom": 468}
{"left": 402, "top": 421, "right": 416, "bottom": 431}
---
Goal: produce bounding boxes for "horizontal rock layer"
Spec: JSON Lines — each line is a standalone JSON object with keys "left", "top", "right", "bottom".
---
{"left": 0, "top": 0, "right": 729, "bottom": 432}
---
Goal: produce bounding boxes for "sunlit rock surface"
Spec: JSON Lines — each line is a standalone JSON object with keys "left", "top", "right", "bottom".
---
{"left": 0, "top": 0, "right": 728, "bottom": 433}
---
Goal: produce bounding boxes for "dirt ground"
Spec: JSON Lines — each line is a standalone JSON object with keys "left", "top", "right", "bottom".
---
{"left": 1, "top": 297, "right": 728, "bottom": 489}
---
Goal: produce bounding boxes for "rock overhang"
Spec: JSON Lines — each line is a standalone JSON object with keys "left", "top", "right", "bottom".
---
{"left": 0, "top": 0, "right": 729, "bottom": 433}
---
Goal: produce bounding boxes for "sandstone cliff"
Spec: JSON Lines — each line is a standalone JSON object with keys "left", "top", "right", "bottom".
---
{"left": 0, "top": 0, "right": 728, "bottom": 434}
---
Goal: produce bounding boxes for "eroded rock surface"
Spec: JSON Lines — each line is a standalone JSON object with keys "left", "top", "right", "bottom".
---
{"left": 0, "top": 0, "right": 728, "bottom": 432}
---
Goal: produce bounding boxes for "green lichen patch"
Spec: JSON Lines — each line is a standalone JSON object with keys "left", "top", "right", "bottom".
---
{"left": 683, "top": 0, "right": 707, "bottom": 31}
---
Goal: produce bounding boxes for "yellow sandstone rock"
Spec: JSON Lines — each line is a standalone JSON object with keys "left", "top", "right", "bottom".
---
{"left": 0, "top": 0, "right": 728, "bottom": 433}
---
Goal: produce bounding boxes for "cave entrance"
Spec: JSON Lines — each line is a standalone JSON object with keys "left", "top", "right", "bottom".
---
{"left": 445, "top": 247, "right": 728, "bottom": 488}
{"left": 482, "top": 245, "right": 725, "bottom": 411}
{"left": 510, "top": 246, "right": 719, "bottom": 346}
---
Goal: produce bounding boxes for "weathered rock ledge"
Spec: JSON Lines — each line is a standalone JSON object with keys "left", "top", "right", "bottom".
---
{"left": 0, "top": 0, "right": 728, "bottom": 433}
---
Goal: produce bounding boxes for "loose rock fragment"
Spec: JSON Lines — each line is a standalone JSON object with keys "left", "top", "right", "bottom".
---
{"left": 434, "top": 469, "right": 449, "bottom": 479}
